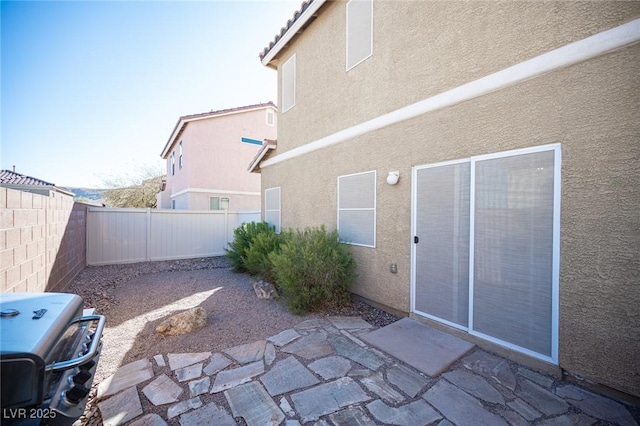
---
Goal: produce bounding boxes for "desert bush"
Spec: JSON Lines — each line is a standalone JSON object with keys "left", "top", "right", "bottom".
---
{"left": 225, "top": 222, "right": 274, "bottom": 272}
{"left": 244, "top": 228, "right": 287, "bottom": 283}
{"left": 270, "top": 226, "right": 355, "bottom": 315}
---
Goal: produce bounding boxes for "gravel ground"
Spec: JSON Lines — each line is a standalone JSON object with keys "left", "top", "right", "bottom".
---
{"left": 66, "top": 256, "right": 400, "bottom": 425}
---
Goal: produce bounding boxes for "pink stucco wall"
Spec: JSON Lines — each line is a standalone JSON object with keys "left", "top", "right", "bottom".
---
{"left": 158, "top": 105, "right": 277, "bottom": 210}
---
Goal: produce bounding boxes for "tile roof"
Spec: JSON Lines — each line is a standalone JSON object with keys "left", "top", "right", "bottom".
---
{"left": 0, "top": 169, "right": 55, "bottom": 186}
{"left": 178, "top": 101, "right": 276, "bottom": 122}
{"left": 259, "top": 0, "right": 325, "bottom": 65}
{"left": 160, "top": 102, "right": 277, "bottom": 159}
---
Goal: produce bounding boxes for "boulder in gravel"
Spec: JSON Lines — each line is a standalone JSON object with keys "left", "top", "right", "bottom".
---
{"left": 253, "top": 280, "right": 278, "bottom": 299}
{"left": 156, "top": 307, "right": 208, "bottom": 336}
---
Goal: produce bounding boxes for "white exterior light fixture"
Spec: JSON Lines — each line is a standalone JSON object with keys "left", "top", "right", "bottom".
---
{"left": 387, "top": 171, "right": 399, "bottom": 185}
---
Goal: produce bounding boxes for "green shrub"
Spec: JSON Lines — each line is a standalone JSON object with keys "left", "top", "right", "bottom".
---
{"left": 245, "top": 229, "right": 287, "bottom": 282}
{"left": 225, "top": 222, "right": 274, "bottom": 272}
{"left": 270, "top": 226, "right": 355, "bottom": 315}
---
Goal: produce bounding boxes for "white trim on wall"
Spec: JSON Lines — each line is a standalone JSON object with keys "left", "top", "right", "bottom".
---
{"left": 170, "top": 188, "right": 260, "bottom": 198}
{"left": 261, "top": 18, "right": 640, "bottom": 169}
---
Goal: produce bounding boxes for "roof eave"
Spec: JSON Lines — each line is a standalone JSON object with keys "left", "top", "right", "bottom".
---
{"left": 261, "top": 0, "right": 327, "bottom": 68}
{"left": 248, "top": 140, "right": 277, "bottom": 173}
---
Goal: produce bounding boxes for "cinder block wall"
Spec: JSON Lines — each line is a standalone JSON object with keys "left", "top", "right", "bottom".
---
{"left": 0, "top": 187, "right": 87, "bottom": 293}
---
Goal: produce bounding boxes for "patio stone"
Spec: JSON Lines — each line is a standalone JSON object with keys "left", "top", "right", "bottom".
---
{"left": 443, "top": 369, "right": 505, "bottom": 405}
{"left": 167, "top": 352, "right": 211, "bottom": 370}
{"left": 98, "top": 386, "right": 143, "bottom": 426}
{"left": 260, "top": 356, "right": 320, "bottom": 396}
{"left": 175, "top": 362, "right": 203, "bottom": 382}
{"left": 223, "top": 340, "right": 266, "bottom": 364}
{"left": 285, "top": 421, "right": 301, "bottom": 426}
{"left": 536, "top": 414, "right": 597, "bottom": 426}
{"left": 507, "top": 398, "right": 543, "bottom": 421}
{"left": 188, "top": 376, "right": 210, "bottom": 397}
{"left": 499, "top": 410, "right": 529, "bottom": 426}
{"left": 268, "top": 328, "right": 301, "bottom": 347}
{"left": 360, "top": 372, "right": 405, "bottom": 403}
{"left": 281, "top": 330, "right": 334, "bottom": 360}
{"left": 516, "top": 379, "right": 568, "bottom": 416}
{"left": 153, "top": 354, "right": 166, "bottom": 367}
{"left": 328, "top": 316, "right": 373, "bottom": 330}
{"left": 290, "top": 377, "right": 370, "bottom": 422}
{"left": 340, "top": 329, "right": 368, "bottom": 347}
{"left": 178, "top": 402, "right": 235, "bottom": 426}
{"left": 423, "top": 380, "right": 508, "bottom": 426}
{"left": 295, "top": 318, "right": 329, "bottom": 330}
{"left": 264, "top": 342, "right": 276, "bottom": 365}
{"left": 348, "top": 368, "right": 373, "bottom": 378}
{"left": 328, "top": 335, "right": 384, "bottom": 371}
{"left": 167, "top": 397, "right": 202, "bottom": 419}
{"left": 362, "top": 318, "right": 473, "bottom": 377}
{"left": 518, "top": 367, "right": 554, "bottom": 388}
{"left": 97, "top": 359, "right": 154, "bottom": 399}
{"left": 210, "top": 361, "right": 264, "bottom": 393}
{"left": 555, "top": 385, "right": 636, "bottom": 426}
{"left": 203, "top": 353, "right": 232, "bottom": 376}
{"left": 366, "top": 399, "right": 442, "bottom": 426}
{"left": 386, "top": 363, "right": 429, "bottom": 398}
{"left": 462, "top": 350, "right": 517, "bottom": 390}
{"left": 142, "top": 374, "right": 183, "bottom": 406}
{"left": 128, "top": 414, "right": 167, "bottom": 426}
{"left": 329, "top": 407, "right": 376, "bottom": 426}
{"left": 280, "top": 396, "right": 295, "bottom": 417}
{"left": 225, "top": 381, "right": 285, "bottom": 426}
{"left": 308, "top": 355, "right": 352, "bottom": 380}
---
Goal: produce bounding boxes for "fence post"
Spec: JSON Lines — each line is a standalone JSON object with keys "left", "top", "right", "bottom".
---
{"left": 224, "top": 210, "right": 229, "bottom": 249}
{"left": 146, "top": 208, "right": 152, "bottom": 261}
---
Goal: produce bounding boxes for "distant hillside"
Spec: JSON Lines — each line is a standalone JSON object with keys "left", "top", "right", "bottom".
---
{"left": 64, "top": 187, "right": 106, "bottom": 204}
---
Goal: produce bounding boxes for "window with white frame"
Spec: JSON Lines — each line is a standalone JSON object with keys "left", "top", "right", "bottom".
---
{"left": 338, "top": 170, "right": 376, "bottom": 247}
{"left": 179, "top": 141, "right": 183, "bottom": 169}
{"left": 346, "top": 0, "right": 373, "bottom": 71}
{"left": 281, "top": 55, "right": 296, "bottom": 113}
{"left": 210, "top": 197, "right": 230, "bottom": 210}
{"left": 266, "top": 109, "right": 275, "bottom": 126}
{"left": 170, "top": 152, "right": 175, "bottom": 175}
{"left": 265, "top": 187, "right": 281, "bottom": 233}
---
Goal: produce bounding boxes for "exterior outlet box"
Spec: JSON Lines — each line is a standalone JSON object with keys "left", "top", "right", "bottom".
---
{"left": 390, "top": 263, "right": 397, "bottom": 274}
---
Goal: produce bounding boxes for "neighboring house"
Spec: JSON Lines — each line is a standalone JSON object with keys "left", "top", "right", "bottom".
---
{"left": 255, "top": 1, "right": 640, "bottom": 398}
{"left": 0, "top": 169, "right": 75, "bottom": 198}
{"left": 158, "top": 102, "right": 277, "bottom": 210}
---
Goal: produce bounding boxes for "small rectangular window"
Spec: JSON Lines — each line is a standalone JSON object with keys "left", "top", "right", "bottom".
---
{"left": 210, "top": 197, "right": 230, "bottom": 210}
{"left": 171, "top": 152, "right": 175, "bottom": 176}
{"left": 265, "top": 187, "right": 281, "bottom": 233}
{"left": 346, "top": 0, "right": 373, "bottom": 71}
{"left": 179, "top": 141, "right": 183, "bottom": 169}
{"left": 171, "top": 200, "right": 176, "bottom": 209}
{"left": 338, "top": 170, "right": 376, "bottom": 247}
{"left": 266, "top": 109, "right": 275, "bottom": 126}
{"left": 281, "top": 54, "right": 296, "bottom": 113}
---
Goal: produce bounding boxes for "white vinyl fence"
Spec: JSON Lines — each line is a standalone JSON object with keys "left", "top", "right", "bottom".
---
{"left": 86, "top": 208, "right": 260, "bottom": 266}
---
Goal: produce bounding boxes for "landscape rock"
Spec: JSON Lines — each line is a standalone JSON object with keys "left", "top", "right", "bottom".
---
{"left": 253, "top": 280, "right": 278, "bottom": 299}
{"left": 155, "top": 307, "right": 208, "bottom": 336}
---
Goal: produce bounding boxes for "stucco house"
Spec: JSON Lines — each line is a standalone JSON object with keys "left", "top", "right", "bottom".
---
{"left": 157, "top": 102, "right": 277, "bottom": 210}
{"left": 254, "top": 1, "right": 640, "bottom": 399}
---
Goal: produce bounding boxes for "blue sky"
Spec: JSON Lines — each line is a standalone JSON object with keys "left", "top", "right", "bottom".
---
{"left": 1, "top": 0, "right": 300, "bottom": 188}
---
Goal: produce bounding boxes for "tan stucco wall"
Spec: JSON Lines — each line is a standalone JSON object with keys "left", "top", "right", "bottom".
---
{"left": 263, "top": 2, "right": 640, "bottom": 397}
{"left": 276, "top": 1, "right": 640, "bottom": 153}
{"left": 159, "top": 107, "right": 276, "bottom": 209}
